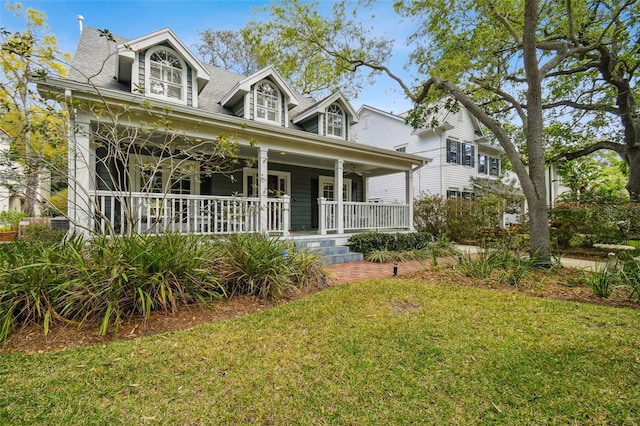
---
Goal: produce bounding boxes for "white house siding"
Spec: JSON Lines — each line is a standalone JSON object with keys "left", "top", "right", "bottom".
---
{"left": 354, "top": 105, "right": 500, "bottom": 202}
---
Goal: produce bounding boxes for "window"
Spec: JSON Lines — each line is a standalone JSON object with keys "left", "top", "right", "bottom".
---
{"left": 478, "top": 154, "right": 500, "bottom": 176}
{"left": 489, "top": 157, "right": 500, "bottom": 176}
{"left": 446, "top": 190, "right": 474, "bottom": 200}
{"left": 446, "top": 139, "right": 475, "bottom": 166}
{"left": 255, "top": 81, "right": 280, "bottom": 123}
{"left": 146, "top": 47, "right": 185, "bottom": 102}
{"left": 395, "top": 145, "right": 407, "bottom": 153}
{"left": 243, "top": 168, "right": 290, "bottom": 197}
{"left": 133, "top": 156, "right": 199, "bottom": 195}
{"left": 478, "top": 155, "right": 487, "bottom": 174}
{"left": 326, "top": 104, "right": 345, "bottom": 138}
{"left": 319, "top": 176, "right": 352, "bottom": 201}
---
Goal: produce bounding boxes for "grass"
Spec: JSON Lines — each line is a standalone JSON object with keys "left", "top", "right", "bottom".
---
{"left": 2, "top": 279, "right": 640, "bottom": 424}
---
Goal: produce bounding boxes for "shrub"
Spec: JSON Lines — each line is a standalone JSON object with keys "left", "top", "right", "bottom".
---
{"left": 455, "top": 245, "right": 536, "bottom": 282}
{"left": 212, "top": 234, "right": 329, "bottom": 298}
{"left": 0, "top": 233, "right": 226, "bottom": 341}
{"left": 348, "top": 232, "right": 433, "bottom": 255}
{"left": 0, "top": 211, "right": 26, "bottom": 231}
{"left": 0, "top": 232, "right": 330, "bottom": 342}
{"left": 620, "top": 257, "right": 640, "bottom": 301}
{"left": 550, "top": 203, "right": 640, "bottom": 247}
{"left": 414, "top": 195, "right": 503, "bottom": 241}
{"left": 20, "top": 225, "right": 67, "bottom": 245}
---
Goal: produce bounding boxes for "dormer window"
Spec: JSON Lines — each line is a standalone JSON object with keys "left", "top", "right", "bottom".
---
{"left": 255, "top": 81, "right": 280, "bottom": 123}
{"left": 145, "top": 47, "right": 186, "bottom": 103}
{"left": 327, "top": 104, "right": 345, "bottom": 138}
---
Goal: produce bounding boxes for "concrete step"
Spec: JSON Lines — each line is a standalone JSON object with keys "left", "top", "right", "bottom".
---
{"left": 295, "top": 239, "right": 363, "bottom": 265}
{"left": 295, "top": 239, "right": 336, "bottom": 249}
{"left": 322, "top": 251, "right": 364, "bottom": 265}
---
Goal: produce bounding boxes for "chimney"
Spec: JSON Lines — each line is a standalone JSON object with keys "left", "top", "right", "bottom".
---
{"left": 77, "top": 15, "right": 84, "bottom": 34}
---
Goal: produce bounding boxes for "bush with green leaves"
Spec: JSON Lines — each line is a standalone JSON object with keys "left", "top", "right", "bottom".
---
{"left": 550, "top": 203, "right": 640, "bottom": 247}
{"left": 348, "top": 232, "right": 434, "bottom": 255}
{"left": 0, "top": 211, "right": 26, "bottom": 231}
{"left": 414, "top": 194, "right": 504, "bottom": 241}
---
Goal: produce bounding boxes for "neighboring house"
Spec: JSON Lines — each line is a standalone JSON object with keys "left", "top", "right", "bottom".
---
{"left": 353, "top": 103, "right": 503, "bottom": 203}
{"left": 0, "top": 127, "right": 51, "bottom": 216}
{"left": 353, "top": 104, "right": 569, "bottom": 227}
{"left": 0, "top": 127, "right": 24, "bottom": 213}
{"left": 37, "top": 27, "right": 426, "bottom": 239}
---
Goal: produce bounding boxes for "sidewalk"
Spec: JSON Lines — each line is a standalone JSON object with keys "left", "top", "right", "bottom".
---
{"left": 326, "top": 245, "right": 603, "bottom": 286}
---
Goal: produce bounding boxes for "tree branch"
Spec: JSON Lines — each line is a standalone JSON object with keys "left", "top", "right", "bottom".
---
{"left": 551, "top": 139, "right": 627, "bottom": 162}
{"left": 542, "top": 100, "right": 619, "bottom": 114}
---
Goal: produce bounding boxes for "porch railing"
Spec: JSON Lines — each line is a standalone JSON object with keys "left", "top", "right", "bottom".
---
{"left": 92, "top": 191, "right": 290, "bottom": 236}
{"left": 317, "top": 198, "right": 410, "bottom": 234}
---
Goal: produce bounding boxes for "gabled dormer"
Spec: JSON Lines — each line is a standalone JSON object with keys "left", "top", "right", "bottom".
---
{"left": 220, "top": 66, "right": 299, "bottom": 127}
{"left": 115, "top": 28, "right": 210, "bottom": 107}
{"left": 292, "top": 92, "right": 359, "bottom": 141}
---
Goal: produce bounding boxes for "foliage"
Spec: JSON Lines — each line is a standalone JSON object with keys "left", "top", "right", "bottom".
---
{"left": 550, "top": 203, "right": 640, "bottom": 248}
{"left": 42, "top": 187, "right": 67, "bottom": 216}
{"left": 19, "top": 224, "right": 65, "bottom": 245}
{"left": 456, "top": 245, "right": 538, "bottom": 284}
{"left": 588, "top": 266, "right": 619, "bottom": 298}
{"left": 0, "top": 233, "right": 228, "bottom": 341}
{"left": 195, "top": 29, "right": 260, "bottom": 75}
{"left": 555, "top": 155, "right": 629, "bottom": 205}
{"left": 414, "top": 195, "right": 504, "bottom": 241}
{"left": 244, "top": 0, "right": 391, "bottom": 98}
{"left": 620, "top": 257, "right": 640, "bottom": 302}
{"left": 209, "top": 234, "right": 296, "bottom": 299}
{"left": 0, "top": 210, "right": 25, "bottom": 230}
{"left": 1, "top": 3, "right": 71, "bottom": 215}
{"left": 348, "top": 231, "right": 434, "bottom": 255}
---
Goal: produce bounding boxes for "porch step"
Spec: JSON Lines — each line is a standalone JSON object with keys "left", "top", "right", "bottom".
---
{"left": 295, "top": 239, "right": 363, "bottom": 265}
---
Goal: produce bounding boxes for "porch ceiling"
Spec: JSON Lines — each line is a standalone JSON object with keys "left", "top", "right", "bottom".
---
{"left": 237, "top": 145, "right": 414, "bottom": 177}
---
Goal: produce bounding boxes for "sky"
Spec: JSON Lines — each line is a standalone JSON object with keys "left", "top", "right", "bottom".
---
{"left": 0, "top": 0, "right": 416, "bottom": 113}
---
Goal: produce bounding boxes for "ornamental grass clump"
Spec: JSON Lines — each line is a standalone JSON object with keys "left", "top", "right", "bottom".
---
{"left": 212, "top": 234, "right": 320, "bottom": 299}
{"left": 88, "top": 234, "right": 225, "bottom": 335}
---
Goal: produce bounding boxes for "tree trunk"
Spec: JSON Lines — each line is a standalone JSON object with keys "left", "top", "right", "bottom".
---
{"left": 523, "top": 0, "right": 552, "bottom": 265}
{"left": 24, "top": 169, "right": 39, "bottom": 217}
{"left": 628, "top": 145, "right": 640, "bottom": 203}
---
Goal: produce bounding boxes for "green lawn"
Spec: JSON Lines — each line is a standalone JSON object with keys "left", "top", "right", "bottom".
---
{"left": 1, "top": 279, "right": 639, "bottom": 425}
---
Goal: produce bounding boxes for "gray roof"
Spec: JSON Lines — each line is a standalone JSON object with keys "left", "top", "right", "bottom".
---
{"left": 69, "top": 27, "right": 319, "bottom": 127}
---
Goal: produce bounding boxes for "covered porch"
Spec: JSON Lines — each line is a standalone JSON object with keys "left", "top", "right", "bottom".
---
{"left": 67, "top": 110, "right": 427, "bottom": 237}
{"left": 91, "top": 191, "right": 411, "bottom": 236}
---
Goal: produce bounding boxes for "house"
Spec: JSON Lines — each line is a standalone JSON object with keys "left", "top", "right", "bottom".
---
{"left": 353, "top": 104, "right": 570, "bottom": 226}
{"left": 36, "top": 27, "right": 427, "bottom": 242}
{"left": 0, "top": 127, "right": 24, "bottom": 213}
{"left": 352, "top": 103, "right": 503, "bottom": 203}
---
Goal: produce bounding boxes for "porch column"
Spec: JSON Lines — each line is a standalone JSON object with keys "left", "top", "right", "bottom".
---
{"left": 406, "top": 169, "right": 415, "bottom": 231}
{"left": 68, "top": 111, "right": 94, "bottom": 237}
{"left": 335, "top": 159, "right": 344, "bottom": 234}
{"left": 317, "top": 197, "right": 327, "bottom": 235}
{"left": 257, "top": 147, "right": 269, "bottom": 234}
{"left": 363, "top": 176, "right": 369, "bottom": 202}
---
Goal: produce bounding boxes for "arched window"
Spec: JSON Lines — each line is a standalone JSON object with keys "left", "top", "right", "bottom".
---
{"left": 146, "top": 47, "right": 185, "bottom": 102}
{"left": 327, "top": 104, "right": 345, "bottom": 138}
{"left": 255, "top": 81, "right": 280, "bottom": 123}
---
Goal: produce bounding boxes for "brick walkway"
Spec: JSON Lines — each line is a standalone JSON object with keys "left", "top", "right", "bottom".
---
{"left": 325, "top": 249, "right": 601, "bottom": 286}
{"left": 327, "top": 260, "right": 427, "bottom": 285}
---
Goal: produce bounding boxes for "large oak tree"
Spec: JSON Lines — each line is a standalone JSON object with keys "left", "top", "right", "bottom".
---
{"left": 244, "top": 0, "right": 637, "bottom": 264}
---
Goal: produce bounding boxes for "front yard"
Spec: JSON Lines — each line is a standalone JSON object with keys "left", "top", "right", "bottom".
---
{"left": 1, "top": 275, "right": 639, "bottom": 424}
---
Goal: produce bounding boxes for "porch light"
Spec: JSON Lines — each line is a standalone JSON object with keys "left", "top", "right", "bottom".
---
{"left": 280, "top": 152, "right": 286, "bottom": 155}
